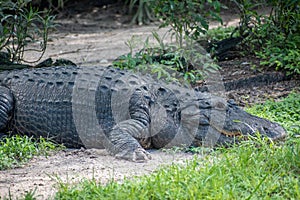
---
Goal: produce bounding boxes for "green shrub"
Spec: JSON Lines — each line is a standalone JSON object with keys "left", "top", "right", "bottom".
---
{"left": 0, "top": 0, "right": 55, "bottom": 63}
{"left": 233, "top": 0, "right": 300, "bottom": 75}
{"left": 113, "top": 32, "right": 220, "bottom": 84}
{"left": 256, "top": 29, "right": 300, "bottom": 75}
{"left": 150, "top": 0, "right": 223, "bottom": 47}
{"left": 204, "top": 26, "right": 237, "bottom": 41}
{"left": 120, "top": 1, "right": 225, "bottom": 84}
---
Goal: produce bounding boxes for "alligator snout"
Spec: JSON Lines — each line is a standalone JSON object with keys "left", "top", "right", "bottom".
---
{"left": 193, "top": 97, "right": 288, "bottom": 146}
{"left": 258, "top": 123, "right": 287, "bottom": 141}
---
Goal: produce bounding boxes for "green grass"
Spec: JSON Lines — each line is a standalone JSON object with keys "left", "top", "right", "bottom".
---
{"left": 53, "top": 92, "right": 300, "bottom": 200}
{"left": 55, "top": 139, "right": 300, "bottom": 200}
{"left": 0, "top": 135, "right": 64, "bottom": 170}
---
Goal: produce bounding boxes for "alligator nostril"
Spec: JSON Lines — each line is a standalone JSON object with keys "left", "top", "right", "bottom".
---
{"left": 261, "top": 125, "right": 287, "bottom": 141}
{"left": 274, "top": 126, "right": 287, "bottom": 140}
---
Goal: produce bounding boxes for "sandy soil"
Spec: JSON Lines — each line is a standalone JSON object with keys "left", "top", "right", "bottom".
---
{"left": 0, "top": 149, "right": 195, "bottom": 199}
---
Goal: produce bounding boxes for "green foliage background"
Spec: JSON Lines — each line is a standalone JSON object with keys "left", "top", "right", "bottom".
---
{"left": 233, "top": 0, "right": 300, "bottom": 74}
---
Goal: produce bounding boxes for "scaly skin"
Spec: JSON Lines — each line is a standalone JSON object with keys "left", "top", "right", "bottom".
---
{"left": 0, "top": 66, "right": 287, "bottom": 161}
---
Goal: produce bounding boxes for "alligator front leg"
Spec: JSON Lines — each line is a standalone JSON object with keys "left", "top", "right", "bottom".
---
{"left": 105, "top": 120, "right": 151, "bottom": 162}
{"left": 0, "top": 86, "right": 14, "bottom": 137}
{"left": 103, "top": 88, "right": 153, "bottom": 162}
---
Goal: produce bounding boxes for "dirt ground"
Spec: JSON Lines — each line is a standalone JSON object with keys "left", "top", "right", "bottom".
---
{"left": 0, "top": 2, "right": 299, "bottom": 199}
{"left": 0, "top": 149, "right": 195, "bottom": 199}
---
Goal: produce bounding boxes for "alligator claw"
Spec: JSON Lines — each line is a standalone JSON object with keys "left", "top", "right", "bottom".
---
{"left": 132, "top": 147, "right": 152, "bottom": 162}
{"left": 115, "top": 147, "right": 151, "bottom": 162}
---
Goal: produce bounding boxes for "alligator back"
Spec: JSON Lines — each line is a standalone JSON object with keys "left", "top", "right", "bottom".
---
{"left": 0, "top": 66, "right": 153, "bottom": 148}
{"left": 1, "top": 66, "right": 83, "bottom": 147}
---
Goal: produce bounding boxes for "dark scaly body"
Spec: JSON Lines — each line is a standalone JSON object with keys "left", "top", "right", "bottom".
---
{"left": 0, "top": 66, "right": 287, "bottom": 161}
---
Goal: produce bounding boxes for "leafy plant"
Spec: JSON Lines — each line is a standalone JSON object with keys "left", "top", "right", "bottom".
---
{"left": 120, "top": 1, "right": 225, "bottom": 83}
{"left": 232, "top": 0, "right": 300, "bottom": 75}
{"left": 0, "top": 0, "right": 55, "bottom": 63}
{"left": 257, "top": 34, "right": 300, "bottom": 74}
{"left": 113, "top": 32, "right": 220, "bottom": 83}
{"left": 150, "top": 0, "right": 223, "bottom": 47}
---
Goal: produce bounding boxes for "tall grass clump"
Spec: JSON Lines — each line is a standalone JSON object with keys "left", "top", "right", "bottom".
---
{"left": 0, "top": 135, "right": 64, "bottom": 170}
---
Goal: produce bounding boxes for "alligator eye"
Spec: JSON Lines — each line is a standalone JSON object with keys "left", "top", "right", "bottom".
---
{"left": 216, "top": 102, "right": 226, "bottom": 109}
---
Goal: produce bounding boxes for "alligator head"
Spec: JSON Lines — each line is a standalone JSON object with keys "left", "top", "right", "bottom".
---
{"left": 150, "top": 90, "right": 287, "bottom": 148}
{"left": 151, "top": 86, "right": 287, "bottom": 148}
{"left": 182, "top": 94, "right": 287, "bottom": 147}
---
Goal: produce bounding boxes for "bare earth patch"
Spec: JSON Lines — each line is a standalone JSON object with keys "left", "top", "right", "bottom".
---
{"left": 0, "top": 149, "right": 195, "bottom": 199}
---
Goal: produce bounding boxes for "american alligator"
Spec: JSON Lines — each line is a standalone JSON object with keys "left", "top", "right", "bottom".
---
{"left": 0, "top": 66, "right": 286, "bottom": 161}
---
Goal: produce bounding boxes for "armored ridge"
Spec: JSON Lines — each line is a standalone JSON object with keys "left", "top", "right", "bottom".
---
{"left": 0, "top": 66, "right": 286, "bottom": 162}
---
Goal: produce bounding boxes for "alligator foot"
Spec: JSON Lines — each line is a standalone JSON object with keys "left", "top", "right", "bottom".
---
{"left": 115, "top": 147, "right": 151, "bottom": 162}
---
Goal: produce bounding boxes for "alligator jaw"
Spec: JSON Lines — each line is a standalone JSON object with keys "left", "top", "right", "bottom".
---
{"left": 209, "top": 120, "right": 287, "bottom": 143}
{"left": 210, "top": 123, "right": 242, "bottom": 138}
